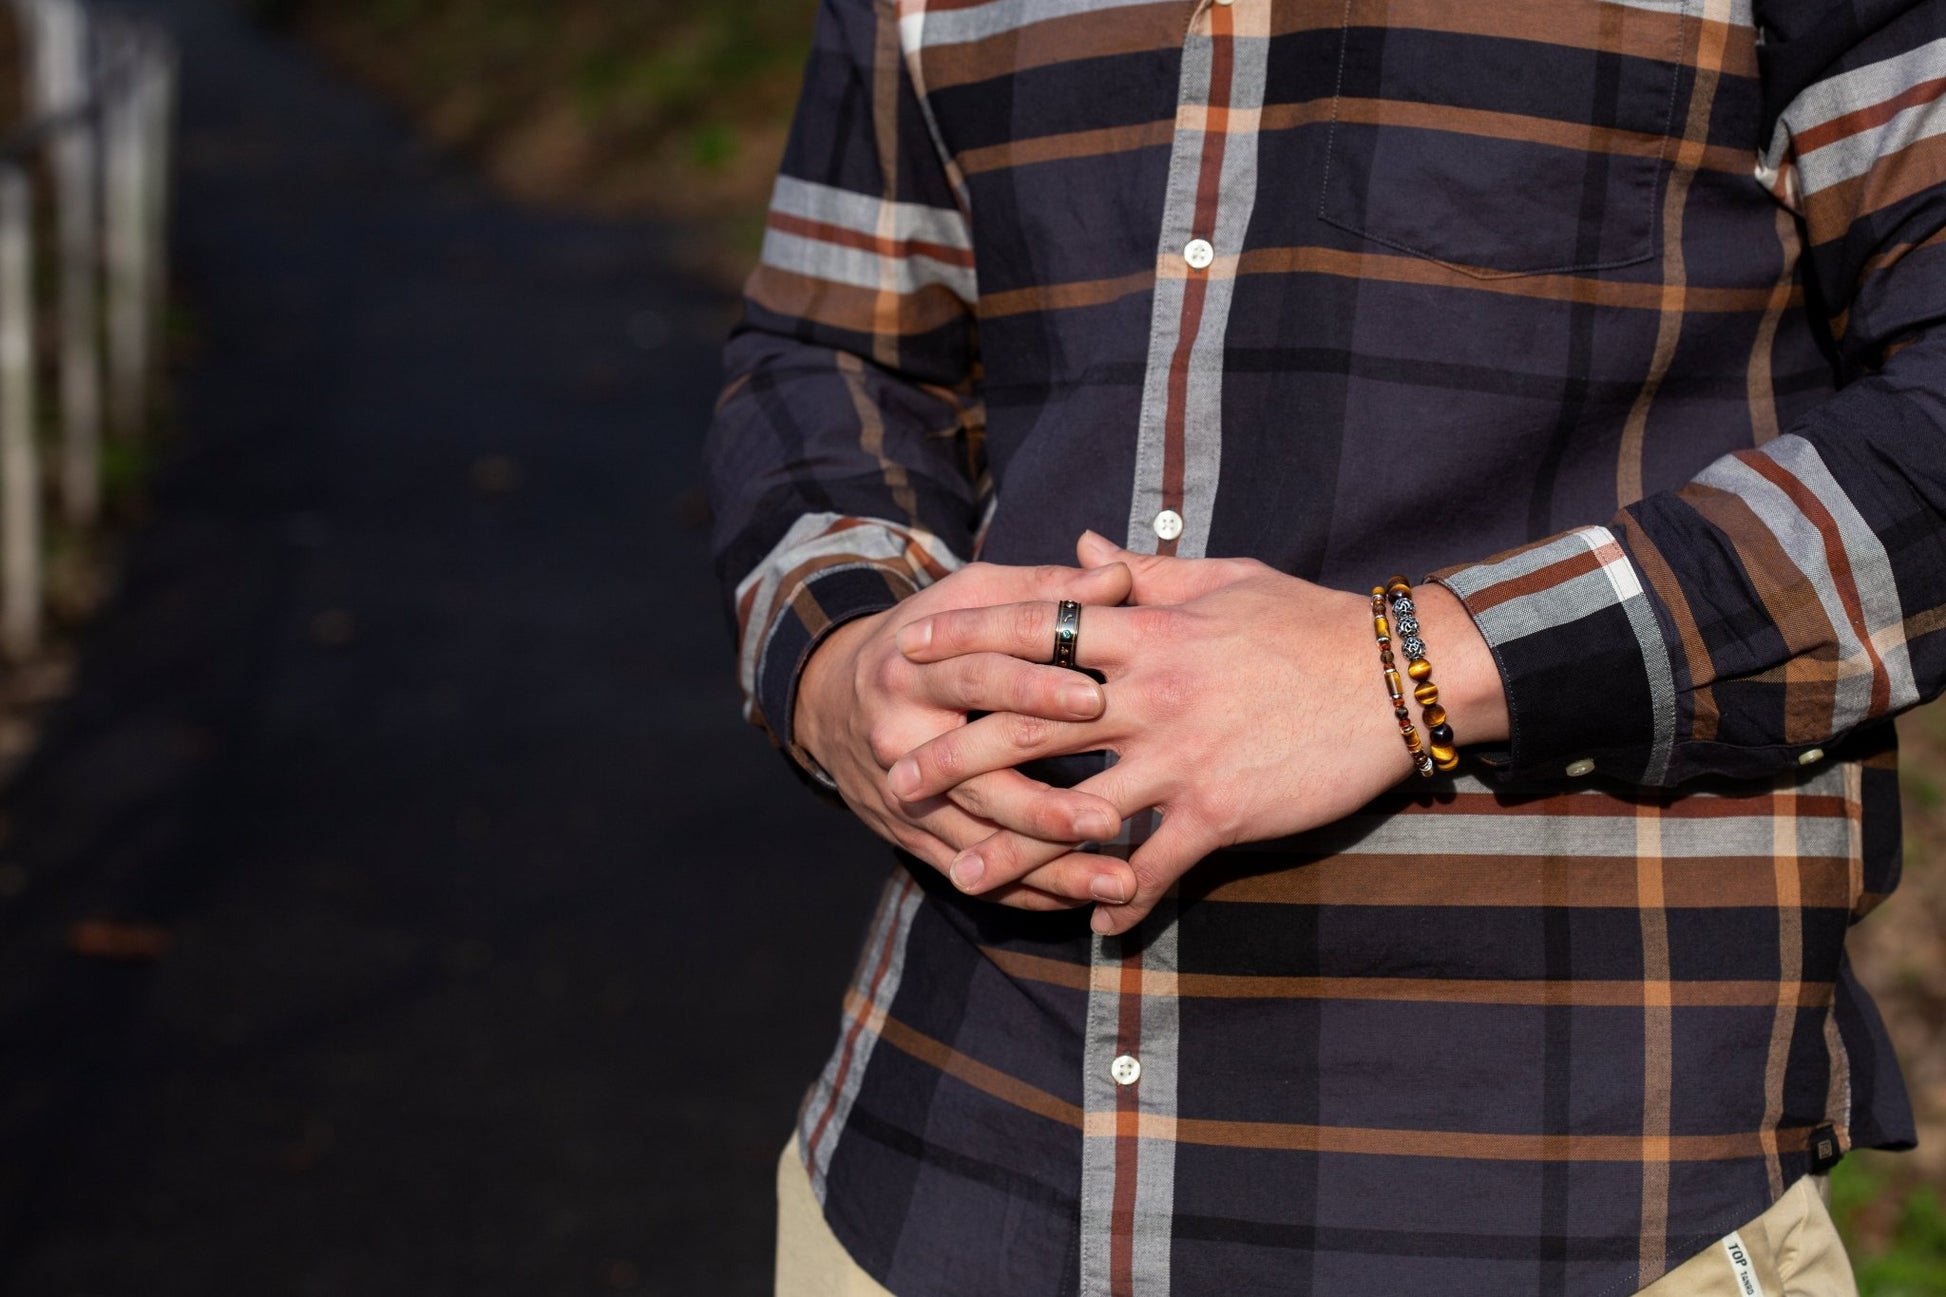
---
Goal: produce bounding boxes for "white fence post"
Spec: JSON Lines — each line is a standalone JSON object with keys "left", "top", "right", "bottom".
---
{"left": 0, "top": 164, "right": 42, "bottom": 659}
{"left": 29, "top": 0, "right": 105, "bottom": 525}
{"left": 102, "top": 21, "right": 151, "bottom": 440}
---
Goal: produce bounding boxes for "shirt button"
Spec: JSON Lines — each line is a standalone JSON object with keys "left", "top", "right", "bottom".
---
{"left": 1183, "top": 238, "right": 1214, "bottom": 270}
{"left": 1565, "top": 758, "right": 1596, "bottom": 778}
{"left": 1214, "top": 0, "right": 1234, "bottom": 7}
{"left": 1111, "top": 1054, "right": 1142, "bottom": 1086}
{"left": 1798, "top": 747, "right": 1825, "bottom": 766}
{"left": 1152, "top": 509, "right": 1184, "bottom": 541}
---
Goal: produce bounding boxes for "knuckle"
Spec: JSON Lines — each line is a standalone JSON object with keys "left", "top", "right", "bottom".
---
{"left": 865, "top": 723, "right": 904, "bottom": 767}
{"left": 1129, "top": 606, "right": 1175, "bottom": 644}
{"left": 951, "top": 780, "right": 992, "bottom": 819}
{"left": 928, "top": 735, "right": 967, "bottom": 780}
{"left": 1006, "top": 712, "right": 1053, "bottom": 751}
{"left": 1011, "top": 601, "right": 1047, "bottom": 650}
{"left": 1033, "top": 564, "right": 1066, "bottom": 590}
{"left": 1142, "top": 668, "right": 1196, "bottom": 718}
{"left": 1007, "top": 663, "right": 1045, "bottom": 713}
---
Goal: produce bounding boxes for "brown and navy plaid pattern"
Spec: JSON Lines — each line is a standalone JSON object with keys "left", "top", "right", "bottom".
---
{"left": 702, "top": 0, "right": 1943, "bottom": 1289}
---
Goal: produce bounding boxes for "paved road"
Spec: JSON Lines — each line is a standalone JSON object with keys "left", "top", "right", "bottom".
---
{"left": 0, "top": 2, "right": 890, "bottom": 1292}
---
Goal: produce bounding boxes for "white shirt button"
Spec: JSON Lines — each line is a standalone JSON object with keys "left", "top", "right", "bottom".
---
{"left": 1564, "top": 758, "right": 1596, "bottom": 778}
{"left": 1111, "top": 1054, "right": 1142, "bottom": 1086}
{"left": 1797, "top": 747, "right": 1825, "bottom": 766}
{"left": 1183, "top": 238, "right": 1214, "bottom": 270}
{"left": 1214, "top": 0, "right": 1234, "bottom": 7}
{"left": 1152, "top": 509, "right": 1184, "bottom": 541}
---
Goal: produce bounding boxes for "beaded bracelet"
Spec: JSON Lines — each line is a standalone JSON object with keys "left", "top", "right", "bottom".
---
{"left": 1382, "top": 575, "right": 1460, "bottom": 773}
{"left": 1371, "top": 586, "right": 1435, "bottom": 779}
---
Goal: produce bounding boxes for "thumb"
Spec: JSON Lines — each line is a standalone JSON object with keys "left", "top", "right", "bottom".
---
{"left": 1076, "top": 529, "right": 1125, "bottom": 568}
{"left": 1078, "top": 530, "right": 1244, "bottom": 606}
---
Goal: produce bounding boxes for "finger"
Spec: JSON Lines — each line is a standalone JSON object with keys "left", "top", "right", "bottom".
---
{"left": 1091, "top": 807, "right": 1216, "bottom": 936}
{"left": 948, "top": 761, "right": 1157, "bottom": 903}
{"left": 897, "top": 600, "right": 1139, "bottom": 670}
{"left": 943, "top": 769, "right": 1121, "bottom": 845}
{"left": 1075, "top": 529, "right": 1256, "bottom": 605}
{"left": 914, "top": 652, "right": 1104, "bottom": 720}
{"left": 885, "top": 779, "right": 1111, "bottom": 900}
{"left": 1010, "top": 557, "right": 1132, "bottom": 606}
{"left": 889, "top": 709, "right": 1107, "bottom": 802}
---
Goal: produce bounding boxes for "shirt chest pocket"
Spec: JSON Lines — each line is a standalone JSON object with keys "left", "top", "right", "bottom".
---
{"left": 1317, "top": 0, "right": 1691, "bottom": 278}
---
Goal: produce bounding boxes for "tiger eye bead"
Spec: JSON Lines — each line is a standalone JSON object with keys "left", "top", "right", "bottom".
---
{"left": 1373, "top": 614, "right": 1392, "bottom": 639}
{"left": 1402, "top": 726, "right": 1423, "bottom": 752}
{"left": 1407, "top": 657, "right": 1433, "bottom": 681}
{"left": 1385, "top": 575, "right": 1411, "bottom": 597}
{"left": 1394, "top": 707, "right": 1410, "bottom": 721}
{"left": 1413, "top": 682, "right": 1439, "bottom": 706}
{"left": 1430, "top": 722, "right": 1455, "bottom": 746}
{"left": 1384, "top": 668, "right": 1404, "bottom": 700}
{"left": 1430, "top": 745, "right": 1459, "bottom": 771}
{"left": 1422, "top": 703, "right": 1448, "bottom": 728}
{"left": 1380, "top": 649, "right": 1395, "bottom": 666}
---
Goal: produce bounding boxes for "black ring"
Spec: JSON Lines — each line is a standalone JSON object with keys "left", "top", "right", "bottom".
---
{"left": 1052, "top": 600, "right": 1081, "bottom": 670}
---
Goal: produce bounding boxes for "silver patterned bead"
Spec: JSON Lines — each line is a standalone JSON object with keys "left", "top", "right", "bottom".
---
{"left": 1394, "top": 614, "right": 1420, "bottom": 637}
{"left": 1402, "top": 635, "right": 1426, "bottom": 659}
{"left": 1389, "top": 594, "right": 1415, "bottom": 615}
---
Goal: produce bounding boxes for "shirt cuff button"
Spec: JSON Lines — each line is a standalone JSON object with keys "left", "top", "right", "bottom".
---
{"left": 1564, "top": 758, "right": 1596, "bottom": 777}
{"left": 1797, "top": 747, "right": 1825, "bottom": 766}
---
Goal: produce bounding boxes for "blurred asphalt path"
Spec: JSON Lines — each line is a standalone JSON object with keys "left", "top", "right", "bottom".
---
{"left": 0, "top": 1, "right": 892, "bottom": 1292}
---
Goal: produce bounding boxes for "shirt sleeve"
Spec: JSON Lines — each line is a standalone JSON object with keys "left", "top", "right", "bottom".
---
{"left": 1432, "top": 0, "right": 1946, "bottom": 786}
{"left": 702, "top": 0, "right": 984, "bottom": 783}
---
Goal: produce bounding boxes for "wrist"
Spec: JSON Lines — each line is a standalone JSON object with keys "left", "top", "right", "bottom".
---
{"left": 793, "top": 613, "right": 882, "bottom": 771}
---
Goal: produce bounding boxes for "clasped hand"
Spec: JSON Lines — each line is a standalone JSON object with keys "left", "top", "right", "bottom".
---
{"left": 796, "top": 531, "right": 1493, "bottom": 935}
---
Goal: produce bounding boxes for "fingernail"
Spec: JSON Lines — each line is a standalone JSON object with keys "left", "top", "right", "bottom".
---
{"left": 889, "top": 759, "right": 920, "bottom": 798}
{"left": 1089, "top": 874, "right": 1127, "bottom": 904}
{"left": 897, "top": 620, "right": 933, "bottom": 654}
{"left": 1059, "top": 682, "right": 1101, "bottom": 716}
{"left": 1091, "top": 906, "right": 1116, "bottom": 934}
{"left": 950, "top": 850, "right": 985, "bottom": 891}
{"left": 1077, "top": 809, "right": 1119, "bottom": 840}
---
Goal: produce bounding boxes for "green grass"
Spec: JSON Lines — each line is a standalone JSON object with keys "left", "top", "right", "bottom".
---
{"left": 1832, "top": 1153, "right": 1946, "bottom": 1295}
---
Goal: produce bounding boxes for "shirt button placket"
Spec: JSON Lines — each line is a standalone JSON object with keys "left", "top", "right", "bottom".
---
{"left": 1111, "top": 1053, "right": 1142, "bottom": 1086}
{"left": 1183, "top": 238, "right": 1214, "bottom": 270}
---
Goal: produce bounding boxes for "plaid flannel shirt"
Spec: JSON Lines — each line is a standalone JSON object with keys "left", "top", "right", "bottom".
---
{"left": 702, "top": 0, "right": 1943, "bottom": 1289}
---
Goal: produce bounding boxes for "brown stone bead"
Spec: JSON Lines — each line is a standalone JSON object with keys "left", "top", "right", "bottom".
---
{"left": 1380, "top": 649, "right": 1395, "bottom": 666}
{"left": 1403, "top": 726, "right": 1424, "bottom": 752}
{"left": 1394, "top": 707, "right": 1410, "bottom": 722}
{"left": 1413, "top": 682, "right": 1439, "bottom": 706}
{"left": 1406, "top": 658, "right": 1433, "bottom": 681}
{"left": 1386, "top": 576, "right": 1412, "bottom": 598}
{"left": 1373, "top": 614, "right": 1392, "bottom": 639}
{"left": 1423, "top": 703, "right": 1448, "bottom": 728}
{"left": 1430, "top": 743, "right": 1458, "bottom": 768}
{"left": 1384, "top": 668, "right": 1403, "bottom": 700}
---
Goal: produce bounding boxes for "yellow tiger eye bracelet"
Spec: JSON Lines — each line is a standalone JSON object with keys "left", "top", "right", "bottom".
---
{"left": 1371, "top": 586, "right": 1435, "bottom": 779}
{"left": 1382, "top": 575, "right": 1459, "bottom": 773}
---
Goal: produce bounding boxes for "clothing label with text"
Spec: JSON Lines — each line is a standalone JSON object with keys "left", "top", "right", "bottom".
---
{"left": 1722, "top": 1230, "right": 1766, "bottom": 1297}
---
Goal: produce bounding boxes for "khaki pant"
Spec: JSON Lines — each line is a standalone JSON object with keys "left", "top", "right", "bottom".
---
{"left": 775, "top": 1136, "right": 1856, "bottom": 1296}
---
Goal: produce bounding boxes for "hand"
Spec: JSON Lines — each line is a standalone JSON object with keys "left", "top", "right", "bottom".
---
{"left": 794, "top": 559, "right": 1142, "bottom": 909}
{"left": 887, "top": 532, "right": 1511, "bottom": 934}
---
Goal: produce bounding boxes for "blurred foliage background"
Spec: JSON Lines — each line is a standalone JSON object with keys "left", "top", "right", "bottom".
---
{"left": 245, "top": 0, "right": 811, "bottom": 282}
{"left": 8, "top": 0, "right": 1930, "bottom": 1289}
